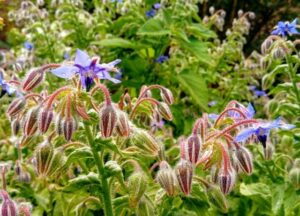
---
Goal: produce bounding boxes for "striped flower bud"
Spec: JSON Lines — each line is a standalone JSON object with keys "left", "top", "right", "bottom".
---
{"left": 19, "top": 135, "right": 34, "bottom": 148}
{"left": 0, "top": 190, "right": 17, "bottom": 216}
{"left": 115, "top": 111, "right": 130, "bottom": 137}
{"left": 235, "top": 146, "right": 253, "bottom": 174}
{"left": 156, "top": 161, "right": 177, "bottom": 196}
{"left": 35, "top": 141, "right": 64, "bottom": 178}
{"left": 272, "top": 47, "right": 286, "bottom": 59}
{"left": 175, "top": 159, "right": 193, "bottom": 196}
{"left": 99, "top": 105, "right": 118, "bottom": 138}
{"left": 62, "top": 117, "right": 77, "bottom": 141}
{"left": 11, "top": 118, "right": 20, "bottom": 136}
{"left": 55, "top": 115, "right": 63, "bottom": 135}
{"left": 22, "top": 68, "right": 45, "bottom": 91}
{"left": 263, "top": 141, "right": 274, "bottom": 160}
{"left": 180, "top": 135, "right": 202, "bottom": 164}
{"left": 38, "top": 108, "right": 54, "bottom": 133}
{"left": 206, "top": 184, "right": 228, "bottom": 213}
{"left": 261, "top": 37, "right": 273, "bottom": 55}
{"left": 128, "top": 171, "right": 148, "bottom": 208}
{"left": 289, "top": 167, "right": 300, "bottom": 188}
{"left": 218, "top": 168, "right": 236, "bottom": 195}
{"left": 160, "top": 88, "right": 174, "bottom": 105}
{"left": 23, "top": 107, "right": 39, "bottom": 136}
{"left": 7, "top": 98, "right": 26, "bottom": 117}
{"left": 131, "top": 129, "right": 160, "bottom": 156}
{"left": 157, "top": 102, "right": 173, "bottom": 121}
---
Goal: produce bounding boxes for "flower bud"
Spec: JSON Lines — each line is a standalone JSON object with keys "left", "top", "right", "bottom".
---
{"left": 11, "top": 119, "right": 20, "bottom": 136}
{"left": 157, "top": 102, "right": 173, "bottom": 121}
{"left": 104, "top": 160, "right": 122, "bottom": 176}
{"left": 180, "top": 135, "right": 202, "bottom": 164}
{"left": 7, "top": 98, "right": 26, "bottom": 117}
{"left": 62, "top": 116, "right": 77, "bottom": 141}
{"left": 128, "top": 171, "right": 148, "bottom": 208}
{"left": 237, "top": 10, "right": 243, "bottom": 17}
{"left": 35, "top": 141, "right": 64, "bottom": 178}
{"left": 99, "top": 105, "right": 118, "bottom": 138}
{"left": 131, "top": 129, "right": 160, "bottom": 156}
{"left": 160, "top": 88, "right": 174, "bottom": 105}
{"left": 289, "top": 167, "right": 300, "bottom": 188}
{"left": 235, "top": 146, "right": 253, "bottom": 174}
{"left": 218, "top": 168, "right": 236, "bottom": 194}
{"left": 116, "top": 111, "right": 130, "bottom": 137}
{"left": 175, "top": 159, "right": 193, "bottom": 196}
{"left": 23, "top": 107, "right": 39, "bottom": 136}
{"left": 272, "top": 47, "right": 286, "bottom": 59}
{"left": 55, "top": 114, "right": 63, "bottom": 135}
{"left": 18, "top": 202, "right": 32, "bottom": 216}
{"left": 140, "top": 85, "right": 152, "bottom": 98}
{"left": 261, "top": 38, "right": 273, "bottom": 55}
{"left": 38, "top": 108, "right": 54, "bottom": 133}
{"left": 22, "top": 68, "right": 45, "bottom": 91}
{"left": 206, "top": 184, "right": 228, "bottom": 213}
{"left": 156, "top": 161, "right": 177, "bottom": 196}
{"left": 248, "top": 12, "right": 255, "bottom": 19}
{"left": 209, "top": 6, "right": 215, "bottom": 15}
{"left": 263, "top": 142, "right": 274, "bottom": 160}
{"left": 0, "top": 190, "right": 17, "bottom": 216}
{"left": 19, "top": 135, "right": 34, "bottom": 148}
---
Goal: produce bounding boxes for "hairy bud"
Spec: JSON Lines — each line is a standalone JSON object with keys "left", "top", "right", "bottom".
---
{"left": 272, "top": 47, "right": 286, "bottom": 59}
{"left": 235, "top": 146, "right": 253, "bottom": 174}
{"left": 99, "top": 105, "right": 118, "bottom": 138}
{"left": 157, "top": 102, "right": 173, "bottom": 121}
{"left": 131, "top": 129, "right": 160, "bottom": 156}
{"left": 175, "top": 159, "right": 193, "bottom": 196}
{"left": 160, "top": 88, "right": 174, "bottom": 105}
{"left": 62, "top": 117, "right": 77, "bottom": 141}
{"left": 22, "top": 68, "right": 45, "bottom": 91}
{"left": 218, "top": 168, "right": 236, "bottom": 194}
{"left": 180, "top": 135, "right": 202, "bottom": 164}
{"left": 104, "top": 160, "right": 122, "bottom": 177}
{"left": 206, "top": 184, "right": 228, "bottom": 213}
{"left": 156, "top": 161, "right": 177, "bottom": 196}
{"left": 11, "top": 119, "right": 20, "bottom": 136}
{"left": 128, "top": 171, "right": 147, "bottom": 208}
{"left": 263, "top": 141, "right": 274, "bottom": 160}
{"left": 35, "top": 141, "right": 64, "bottom": 178}
{"left": 38, "top": 108, "right": 54, "bottom": 133}
{"left": 116, "top": 111, "right": 130, "bottom": 137}
{"left": 55, "top": 114, "right": 63, "bottom": 135}
{"left": 23, "top": 107, "right": 39, "bottom": 136}
{"left": 0, "top": 190, "right": 17, "bottom": 216}
{"left": 289, "top": 167, "right": 300, "bottom": 188}
{"left": 7, "top": 98, "right": 26, "bottom": 117}
{"left": 135, "top": 196, "right": 155, "bottom": 216}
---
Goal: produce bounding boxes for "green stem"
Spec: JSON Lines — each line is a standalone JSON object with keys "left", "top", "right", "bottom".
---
{"left": 286, "top": 57, "right": 300, "bottom": 105}
{"left": 84, "top": 124, "right": 114, "bottom": 216}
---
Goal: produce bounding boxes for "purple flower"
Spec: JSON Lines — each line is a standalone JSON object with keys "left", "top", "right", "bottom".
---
{"left": 235, "top": 118, "right": 295, "bottom": 147}
{"left": 248, "top": 85, "right": 257, "bottom": 91}
{"left": 154, "top": 3, "right": 161, "bottom": 9}
{"left": 24, "top": 42, "right": 34, "bottom": 51}
{"left": 249, "top": 86, "right": 267, "bottom": 97}
{"left": 146, "top": 9, "right": 156, "bottom": 18}
{"left": 51, "top": 49, "right": 121, "bottom": 91}
{"left": 271, "top": 18, "right": 298, "bottom": 36}
{"left": 156, "top": 55, "right": 169, "bottom": 63}
{"left": 208, "top": 101, "right": 217, "bottom": 107}
{"left": 0, "top": 73, "right": 17, "bottom": 98}
{"left": 246, "top": 103, "right": 255, "bottom": 119}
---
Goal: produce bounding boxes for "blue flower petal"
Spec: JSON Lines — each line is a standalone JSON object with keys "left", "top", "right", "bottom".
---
{"left": 235, "top": 128, "right": 257, "bottom": 142}
{"left": 246, "top": 103, "right": 255, "bottom": 118}
{"left": 208, "top": 113, "right": 219, "bottom": 120}
{"left": 51, "top": 65, "right": 78, "bottom": 79}
{"left": 74, "top": 49, "right": 91, "bottom": 68}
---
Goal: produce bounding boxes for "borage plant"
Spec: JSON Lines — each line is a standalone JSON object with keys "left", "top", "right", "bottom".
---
{"left": 0, "top": 48, "right": 295, "bottom": 215}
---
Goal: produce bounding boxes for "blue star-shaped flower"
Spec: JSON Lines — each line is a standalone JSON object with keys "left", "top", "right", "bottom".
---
{"left": 51, "top": 49, "right": 121, "bottom": 91}
{"left": 271, "top": 18, "right": 298, "bottom": 36}
{"left": 0, "top": 73, "right": 17, "bottom": 98}
{"left": 146, "top": 9, "right": 156, "bottom": 18}
{"left": 24, "top": 41, "right": 34, "bottom": 51}
{"left": 235, "top": 118, "right": 295, "bottom": 147}
{"left": 156, "top": 55, "right": 169, "bottom": 63}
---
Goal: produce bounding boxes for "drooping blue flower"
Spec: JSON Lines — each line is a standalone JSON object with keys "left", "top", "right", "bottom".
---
{"left": 51, "top": 49, "right": 121, "bottom": 91}
{"left": 0, "top": 73, "right": 17, "bottom": 98}
{"left": 24, "top": 42, "right": 34, "bottom": 51}
{"left": 154, "top": 3, "right": 161, "bottom": 9}
{"left": 235, "top": 118, "right": 295, "bottom": 147}
{"left": 254, "top": 90, "right": 267, "bottom": 97}
{"left": 271, "top": 18, "right": 298, "bottom": 36}
{"left": 146, "top": 9, "right": 156, "bottom": 18}
{"left": 156, "top": 55, "right": 169, "bottom": 63}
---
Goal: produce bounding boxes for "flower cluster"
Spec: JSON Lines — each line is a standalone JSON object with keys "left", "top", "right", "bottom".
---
{"left": 155, "top": 101, "right": 294, "bottom": 203}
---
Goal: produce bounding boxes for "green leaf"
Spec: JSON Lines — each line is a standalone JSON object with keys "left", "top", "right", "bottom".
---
{"left": 137, "top": 18, "right": 171, "bottom": 36}
{"left": 65, "top": 147, "right": 93, "bottom": 167}
{"left": 186, "top": 23, "right": 217, "bottom": 39}
{"left": 177, "top": 69, "right": 208, "bottom": 111}
{"left": 92, "top": 38, "right": 139, "bottom": 49}
{"left": 63, "top": 173, "right": 101, "bottom": 192}
{"left": 240, "top": 183, "right": 272, "bottom": 206}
